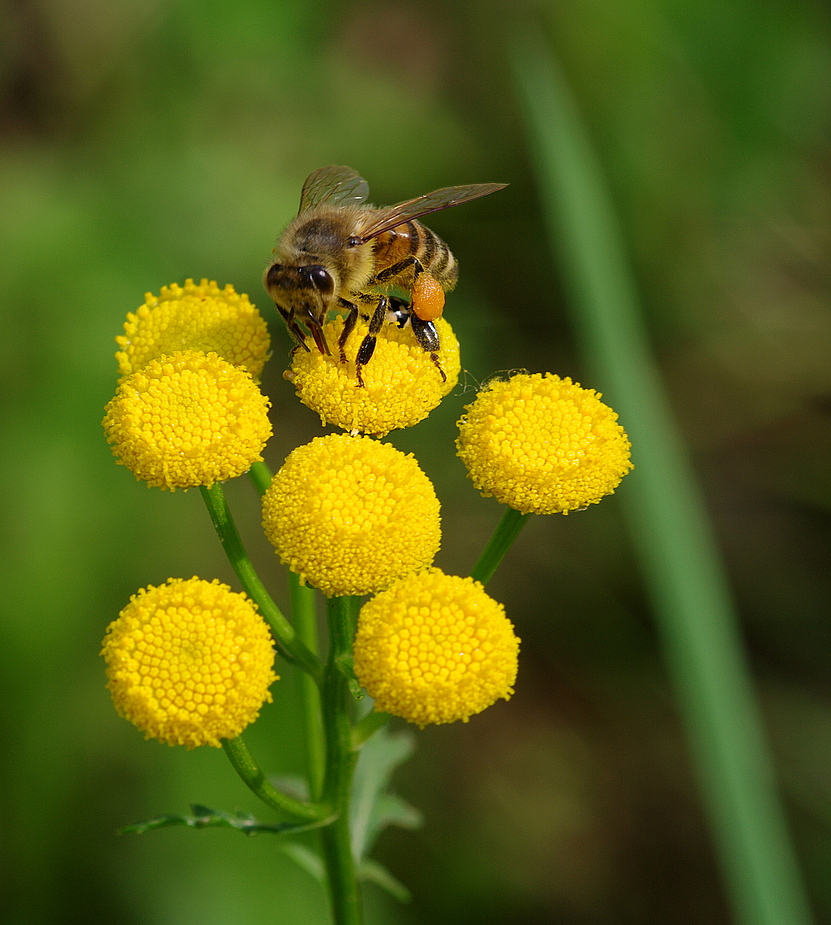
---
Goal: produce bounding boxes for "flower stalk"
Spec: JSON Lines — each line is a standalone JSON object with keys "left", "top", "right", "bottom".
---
{"left": 104, "top": 231, "right": 634, "bottom": 919}
{"left": 319, "top": 595, "right": 363, "bottom": 925}
{"left": 200, "top": 483, "right": 323, "bottom": 682}
{"left": 223, "top": 736, "right": 332, "bottom": 823}
{"left": 470, "top": 508, "right": 530, "bottom": 585}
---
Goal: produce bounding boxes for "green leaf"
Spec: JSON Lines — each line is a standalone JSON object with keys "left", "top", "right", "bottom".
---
{"left": 357, "top": 858, "right": 413, "bottom": 903}
{"left": 279, "top": 842, "right": 326, "bottom": 885}
{"left": 119, "top": 804, "right": 329, "bottom": 837}
{"left": 350, "top": 725, "right": 422, "bottom": 861}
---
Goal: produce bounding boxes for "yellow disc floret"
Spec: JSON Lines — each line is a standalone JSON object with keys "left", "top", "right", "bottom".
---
{"left": 353, "top": 568, "right": 519, "bottom": 727}
{"left": 261, "top": 434, "right": 441, "bottom": 597}
{"left": 456, "top": 372, "right": 633, "bottom": 514}
{"left": 116, "top": 279, "right": 270, "bottom": 382}
{"left": 101, "top": 577, "right": 278, "bottom": 748}
{"left": 103, "top": 350, "right": 272, "bottom": 490}
{"left": 285, "top": 315, "right": 460, "bottom": 437}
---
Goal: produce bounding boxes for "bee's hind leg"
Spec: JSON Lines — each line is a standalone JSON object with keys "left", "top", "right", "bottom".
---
{"left": 410, "top": 314, "right": 446, "bottom": 382}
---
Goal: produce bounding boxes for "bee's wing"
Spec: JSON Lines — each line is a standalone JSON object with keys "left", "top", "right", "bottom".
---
{"left": 355, "top": 183, "right": 507, "bottom": 243}
{"left": 299, "top": 166, "right": 371, "bottom": 212}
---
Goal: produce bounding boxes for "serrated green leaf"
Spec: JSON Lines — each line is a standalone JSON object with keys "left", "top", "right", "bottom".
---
{"left": 358, "top": 858, "right": 413, "bottom": 903}
{"left": 279, "top": 842, "right": 326, "bottom": 885}
{"left": 350, "top": 725, "right": 422, "bottom": 860}
{"left": 119, "top": 804, "right": 330, "bottom": 837}
{"left": 369, "top": 793, "right": 422, "bottom": 839}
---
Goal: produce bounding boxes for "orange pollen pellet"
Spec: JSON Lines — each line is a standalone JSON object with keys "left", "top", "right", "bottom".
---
{"left": 412, "top": 273, "right": 445, "bottom": 321}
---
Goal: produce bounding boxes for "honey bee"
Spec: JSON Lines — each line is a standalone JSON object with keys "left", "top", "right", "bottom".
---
{"left": 264, "top": 166, "right": 507, "bottom": 386}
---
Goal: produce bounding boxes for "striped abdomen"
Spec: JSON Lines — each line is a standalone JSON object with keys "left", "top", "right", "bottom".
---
{"left": 371, "top": 220, "right": 458, "bottom": 291}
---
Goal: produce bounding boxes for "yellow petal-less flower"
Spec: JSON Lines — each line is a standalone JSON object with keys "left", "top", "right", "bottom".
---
{"left": 103, "top": 350, "right": 272, "bottom": 490}
{"left": 285, "top": 315, "right": 460, "bottom": 437}
{"left": 116, "top": 279, "right": 270, "bottom": 382}
{"left": 102, "top": 577, "right": 278, "bottom": 749}
{"left": 456, "top": 372, "right": 633, "bottom": 514}
{"left": 261, "top": 434, "right": 441, "bottom": 597}
{"left": 353, "top": 568, "right": 519, "bottom": 727}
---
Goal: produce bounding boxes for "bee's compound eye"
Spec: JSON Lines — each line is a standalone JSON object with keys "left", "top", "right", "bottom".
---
{"left": 305, "top": 265, "right": 334, "bottom": 294}
{"left": 264, "top": 263, "right": 286, "bottom": 292}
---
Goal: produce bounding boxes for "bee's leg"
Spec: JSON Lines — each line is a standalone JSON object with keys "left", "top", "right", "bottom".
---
{"left": 354, "top": 297, "right": 389, "bottom": 388}
{"left": 373, "top": 255, "right": 423, "bottom": 288}
{"left": 336, "top": 298, "right": 359, "bottom": 364}
{"left": 410, "top": 314, "right": 446, "bottom": 382}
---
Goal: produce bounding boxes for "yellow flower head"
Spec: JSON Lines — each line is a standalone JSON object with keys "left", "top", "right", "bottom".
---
{"left": 285, "top": 315, "right": 460, "bottom": 437}
{"left": 103, "top": 350, "right": 272, "bottom": 490}
{"left": 101, "top": 577, "right": 278, "bottom": 748}
{"left": 261, "top": 433, "right": 441, "bottom": 597}
{"left": 353, "top": 568, "right": 519, "bottom": 727}
{"left": 456, "top": 372, "right": 633, "bottom": 514}
{"left": 116, "top": 279, "right": 270, "bottom": 382}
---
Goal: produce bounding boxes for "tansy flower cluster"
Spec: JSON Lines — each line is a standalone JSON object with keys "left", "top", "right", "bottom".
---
{"left": 103, "top": 350, "right": 272, "bottom": 490}
{"left": 261, "top": 434, "right": 441, "bottom": 597}
{"left": 457, "top": 372, "right": 633, "bottom": 514}
{"left": 116, "top": 278, "right": 270, "bottom": 382}
{"left": 353, "top": 569, "right": 519, "bottom": 727}
{"left": 102, "top": 279, "right": 631, "bottom": 748}
{"left": 101, "top": 578, "right": 277, "bottom": 748}
{"left": 103, "top": 281, "right": 273, "bottom": 491}
{"left": 286, "top": 315, "right": 461, "bottom": 437}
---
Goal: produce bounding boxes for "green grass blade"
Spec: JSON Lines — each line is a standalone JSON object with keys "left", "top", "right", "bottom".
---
{"left": 511, "top": 31, "right": 812, "bottom": 925}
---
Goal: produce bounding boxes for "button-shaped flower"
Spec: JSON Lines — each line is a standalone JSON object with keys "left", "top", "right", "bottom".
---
{"left": 116, "top": 279, "right": 270, "bottom": 382}
{"left": 285, "top": 315, "right": 460, "bottom": 437}
{"left": 261, "top": 434, "right": 441, "bottom": 597}
{"left": 103, "top": 350, "right": 272, "bottom": 490}
{"left": 353, "top": 568, "right": 519, "bottom": 727}
{"left": 456, "top": 372, "right": 632, "bottom": 514}
{"left": 101, "top": 577, "right": 278, "bottom": 748}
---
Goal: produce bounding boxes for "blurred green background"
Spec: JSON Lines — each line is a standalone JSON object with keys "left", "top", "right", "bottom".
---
{"left": 2, "top": 0, "right": 830, "bottom": 922}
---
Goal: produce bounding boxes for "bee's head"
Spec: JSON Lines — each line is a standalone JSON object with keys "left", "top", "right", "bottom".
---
{"left": 264, "top": 262, "right": 334, "bottom": 305}
{"left": 263, "top": 263, "right": 336, "bottom": 354}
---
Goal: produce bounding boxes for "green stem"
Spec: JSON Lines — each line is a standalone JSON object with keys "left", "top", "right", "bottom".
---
{"left": 470, "top": 508, "right": 531, "bottom": 585}
{"left": 291, "top": 571, "right": 327, "bottom": 801}
{"left": 222, "top": 736, "right": 331, "bottom": 822}
{"left": 319, "top": 595, "right": 363, "bottom": 925}
{"left": 248, "top": 463, "right": 328, "bottom": 801}
{"left": 200, "top": 483, "right": 323, "bottom": 683}
{"left": 248, "top": 460, "right": 273, "bottom": 496}
{"left": 512, "top": 32, "right": 812, "bottom": 925}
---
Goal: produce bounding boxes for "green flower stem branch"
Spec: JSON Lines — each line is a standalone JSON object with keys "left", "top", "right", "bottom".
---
{"left": 470, "top": 508, "right": 530, "bottom": 586}
{"left": 248, "top": 463, "right": 328, "bottom": 802}
{"left": 200, "top": 483, "right": 323, "bottom": 682}
{"left": 512, "top": 32, "right": 813, "bottom": 925}
{"left": 320, "top": 595, "right": 364, "bottom": 925}
{"left": 223, "top": 736, "right": 332, "bottom": 823}
{"left": 290, "top": 571, "right": 327, "bottom": 801}
{"left": 248, "top": 459, "right": 273, "bottom": 496}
